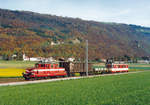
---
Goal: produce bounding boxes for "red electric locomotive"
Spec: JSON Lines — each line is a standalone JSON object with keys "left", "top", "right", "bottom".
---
{"left": 23, "top": 62, "right": 67, "bottom": 80}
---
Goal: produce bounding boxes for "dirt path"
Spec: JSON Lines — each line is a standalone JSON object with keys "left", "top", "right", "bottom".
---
{"left": 0, "top": 78, "right": 25, "bottom": 83}
{"left": 0, "top": 71, "right": 147, "bottom": 87}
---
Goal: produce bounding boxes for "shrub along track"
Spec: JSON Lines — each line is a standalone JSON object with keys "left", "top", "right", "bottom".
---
{"left": 0, "top": 70, "right": 148, "bottom": 86}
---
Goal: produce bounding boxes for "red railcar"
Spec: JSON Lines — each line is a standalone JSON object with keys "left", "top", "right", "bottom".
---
{"left": 23, "top": 62, "right": 67, "bottom": 80}
{"left": 106, "top": 63, "right": 128, "bottom": 73}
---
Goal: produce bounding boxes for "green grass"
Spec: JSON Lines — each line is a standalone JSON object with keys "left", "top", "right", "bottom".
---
{"left": 128, "top": 63, "right": 150, "bottom": 67}
{"left": 129, "top": 67, "right": 150, "bottom": 70}
{"left": 0, "top": 60, "right": 36, "bottom": 69}
{"left": 0, "top": 71, "right": 150, "bottom": 105}
{"left": 128, "top": 63, "right": 150, "bottom": 71}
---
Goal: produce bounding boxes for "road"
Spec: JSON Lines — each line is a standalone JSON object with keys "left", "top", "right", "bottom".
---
{"left": 0, "top": 71, "right": 147, "bottom": 87}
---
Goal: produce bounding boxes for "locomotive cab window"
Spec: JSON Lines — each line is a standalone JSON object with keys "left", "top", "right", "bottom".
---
{"left": 41, "top": 64, "right": 45, "bottom": 68}
{"left": 55, "top": 64, "right": 58, "bottom": 68}
{"left": 113, "top": 65, "right": 116, "bottom": 68}
{"left": 35, "top": 64, "right": 39, "bottom": 68}
{"left": 46, "top": 64, "right": 49, "bottom": 68}
{"left": 51, "top": 64, "right": 54, "bottom": 68}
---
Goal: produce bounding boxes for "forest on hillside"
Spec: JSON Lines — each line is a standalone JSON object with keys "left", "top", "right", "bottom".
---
{"left": 0, "top": 8, "right": 150, "bottom": 60}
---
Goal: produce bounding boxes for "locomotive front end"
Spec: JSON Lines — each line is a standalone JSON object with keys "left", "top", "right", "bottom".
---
{"left": 22, "top": 68, "right": 35, "bottom": 80}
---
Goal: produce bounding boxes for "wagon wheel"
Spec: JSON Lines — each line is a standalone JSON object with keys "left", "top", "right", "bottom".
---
{"left": 25, "top": 77, "right": 30, "bottom": 81}
{"left": 30, "top": 78, "right": 35, "bottom": 81}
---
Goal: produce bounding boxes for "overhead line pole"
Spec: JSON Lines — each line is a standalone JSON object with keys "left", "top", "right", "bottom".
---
{"left": 85, "top": 40, "right": 88, "bottom": 76}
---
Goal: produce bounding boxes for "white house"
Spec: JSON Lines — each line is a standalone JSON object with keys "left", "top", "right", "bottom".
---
{"left": 67, "top": 57, "right": 75, "bottom": 62}
{"left": 137, "top": 60, "right": 150, "bottom": 64}
{"left": 51, "top": 41, "right": 64, "bottom": 46}
{"left": 23, "top": 54, "right": 56, "bottom": 62}
{"left": 23, "top": 54, "right": 42, "bottom": 61}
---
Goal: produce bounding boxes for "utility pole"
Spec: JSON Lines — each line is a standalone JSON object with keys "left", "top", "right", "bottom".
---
{"left": 85, "top": 40, "right": 88, "bottom": 76}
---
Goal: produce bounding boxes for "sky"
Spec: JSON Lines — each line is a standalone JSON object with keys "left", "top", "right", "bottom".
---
{"left": 0, "top": 0, "right": 150, "bottom": 27}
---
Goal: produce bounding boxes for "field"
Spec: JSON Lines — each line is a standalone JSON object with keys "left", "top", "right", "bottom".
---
{"left": 0, "top": 71, "right": 150, "bottom": 105}
{"left": 0, "top": 61, "right": 35, "bottom": 77}
{"left": 0, "top": 68, "right": 25, "bottom": 77}
{"left": 129, "top": 63, "right": 150, "bottom": 70}
{"left": 0, "top": 60, "right": 35, "bottom": 68}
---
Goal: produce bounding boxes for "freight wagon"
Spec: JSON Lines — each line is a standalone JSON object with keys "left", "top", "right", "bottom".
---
{"left": 59, "top": 62, "right": 94, "bottom": 76}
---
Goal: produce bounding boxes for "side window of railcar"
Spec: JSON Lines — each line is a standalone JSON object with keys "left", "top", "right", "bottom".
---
{"left": 113, "top": 65, "right": 116, "bottom": 68}
{"left": 122, "top": 65, "right": 127, "bottom": 68}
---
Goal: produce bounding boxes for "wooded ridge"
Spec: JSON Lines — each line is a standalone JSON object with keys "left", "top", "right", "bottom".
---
{"left": 0, "top": 8, "right": 150, "bottom": 60}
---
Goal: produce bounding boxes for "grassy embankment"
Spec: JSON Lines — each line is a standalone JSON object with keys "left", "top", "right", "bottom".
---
{"left": 0, "top": 71, "right": 150, "bottom": 105}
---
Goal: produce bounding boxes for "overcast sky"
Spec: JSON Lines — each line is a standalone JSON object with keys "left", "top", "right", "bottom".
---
{"left": 0, "top": 0, "right": 150, "bottom": 27}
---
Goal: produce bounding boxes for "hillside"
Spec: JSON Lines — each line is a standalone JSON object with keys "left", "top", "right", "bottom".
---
{"left": 0, "top": 8, "right": 150, "bottom": 60}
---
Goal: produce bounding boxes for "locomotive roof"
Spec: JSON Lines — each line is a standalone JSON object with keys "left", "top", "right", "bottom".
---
{"left": 36, "top": 61, "right": 59, "bottom": 64}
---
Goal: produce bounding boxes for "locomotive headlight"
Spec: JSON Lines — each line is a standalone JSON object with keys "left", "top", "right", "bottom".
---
{"left": 22, "top": 72, "right": 26, "bottom": 75}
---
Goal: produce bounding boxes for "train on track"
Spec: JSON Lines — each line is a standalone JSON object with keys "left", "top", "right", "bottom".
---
{"left": 23, "top": 60, "right": 128, "bottom": 80}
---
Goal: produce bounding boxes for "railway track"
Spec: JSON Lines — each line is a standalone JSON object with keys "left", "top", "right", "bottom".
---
{"left": 0, "top": 71, "right": 147, "bottom": 87}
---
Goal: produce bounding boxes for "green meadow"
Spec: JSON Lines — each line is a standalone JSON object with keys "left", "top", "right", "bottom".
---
{"left": 0, "top": 60, "right": 36, "bottom": 69}
{"left": 0, "top": 71, "right": 150, "bottom": 105}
